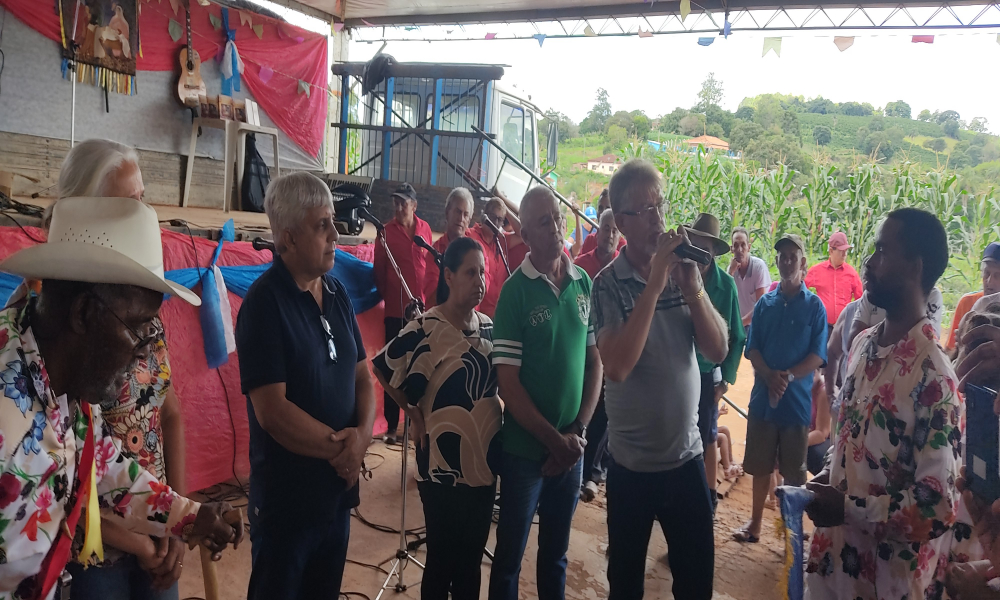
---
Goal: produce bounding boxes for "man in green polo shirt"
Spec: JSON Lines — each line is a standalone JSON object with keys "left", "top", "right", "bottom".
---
{"left": 489, "top": 186, "right": 604, "bottom": 600}
{"left": 686, "top": 213, "right": 747, "bottom": 515}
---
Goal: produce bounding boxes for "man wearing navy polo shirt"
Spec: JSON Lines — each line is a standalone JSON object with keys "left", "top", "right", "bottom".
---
{"left": 733, "top": 233, "right": 827, "bottom": 544}
{"left": 235, "top": 172, "right": 376, "bottom": 600}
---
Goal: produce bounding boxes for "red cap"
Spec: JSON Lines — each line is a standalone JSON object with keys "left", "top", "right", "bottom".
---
{"left": 828, "top": 231, "right": 852, "bottom": 251}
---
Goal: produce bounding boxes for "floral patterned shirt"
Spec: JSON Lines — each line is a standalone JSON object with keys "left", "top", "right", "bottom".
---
{"left": 0, "top": 304, "right": 199, "bottom": 600}
{"left": 805, "top": 318, "right": 962, "bottom": 600}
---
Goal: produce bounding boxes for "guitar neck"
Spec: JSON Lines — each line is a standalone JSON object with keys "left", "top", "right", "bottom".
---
{"left": 185, "top": 7, "right": 194, "bottom": 70}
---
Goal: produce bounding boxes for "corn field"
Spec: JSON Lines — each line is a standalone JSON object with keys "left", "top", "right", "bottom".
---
{"left": 625, "top": 145, "right": 1000, "bottom": 312}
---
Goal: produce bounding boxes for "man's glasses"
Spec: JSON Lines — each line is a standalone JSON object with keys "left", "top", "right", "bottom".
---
{"left": 619, "top": 202, "right": 666, "bottom": 219}
{"left": 320, "top": 315, "right": 338, "bottom": 363}
{"left": 89, "top": 294, "right": 163, "bottom": 351}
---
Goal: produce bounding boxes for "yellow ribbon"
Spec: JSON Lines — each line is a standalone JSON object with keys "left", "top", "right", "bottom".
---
{"left": 77, "top": 408, "right": 104, "bottom": 564}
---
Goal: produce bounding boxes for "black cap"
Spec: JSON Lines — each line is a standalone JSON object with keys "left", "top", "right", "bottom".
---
{"left": 984, "top": 242, "right": 1000, "bottom": 263}
{"left": 392, "top": 183, "right": 417, "bottom": 203}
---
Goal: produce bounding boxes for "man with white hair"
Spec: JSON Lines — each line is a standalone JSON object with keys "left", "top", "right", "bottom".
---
{"left": 469, "top": 196, "right": 522, "bottom": 317}
{"left": 422, "top": 187, "right": 474, "bottom": 309}
{"left": 236, "top": 172, "right": 376, "bottom": 600}
{"left": 489, "top": 186, "right": 603, "bottom": 600}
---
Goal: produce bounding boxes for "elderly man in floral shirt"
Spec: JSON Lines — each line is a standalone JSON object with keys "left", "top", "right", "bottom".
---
{"left": 805, "top": 209, "right": 960, "bottom": 600}
{"left": 0, "top": 197, "right": 242, "bottom": 600}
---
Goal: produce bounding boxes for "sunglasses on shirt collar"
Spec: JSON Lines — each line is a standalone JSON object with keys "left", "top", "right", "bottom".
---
{"left": 320, "top": 315, "right": 338, "bottom": 363}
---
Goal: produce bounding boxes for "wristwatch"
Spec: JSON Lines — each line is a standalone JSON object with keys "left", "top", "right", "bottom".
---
{"left": 569, "top": 419, "right": 588, "bottom": 439}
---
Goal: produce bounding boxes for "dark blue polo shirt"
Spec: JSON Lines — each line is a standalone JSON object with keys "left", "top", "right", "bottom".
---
{"left": 744, "top": 282, "right": 828, "bottom": 427}
{"left": 236, "top": 256, "right": 366, "bottom": 523}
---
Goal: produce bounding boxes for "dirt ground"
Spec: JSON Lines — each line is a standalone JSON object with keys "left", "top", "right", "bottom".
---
{"left": 176, "top": 358, "right": 789, "bottom": 600}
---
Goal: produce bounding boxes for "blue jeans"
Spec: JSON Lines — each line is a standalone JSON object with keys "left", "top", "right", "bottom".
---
{"left": 488, "top": 452, "right": 582, "bottom": 600}
{"left": 248, "top": 502, "right": 351, "bottom": 600}
{"left": 66, "top": 555, "right": 179, "bottom": 600}
{"left": 606, "top": 456, "right": 714, "bottom": 600}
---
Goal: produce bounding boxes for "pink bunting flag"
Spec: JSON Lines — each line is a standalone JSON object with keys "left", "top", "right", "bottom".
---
{"left": 833, "top": 36, "right": 854, "bottom": 52}
{"left": 362, "top": 19, "right": 375, "bottom": 27}
{"left": 485, "top": 32, "right": 497, "bottom": 40}
{"left": 912, "top": 35, "right": 934, "bottom": 44}
{"left": 638, "top": 28, "right": 653, "bottom": 38}
{"left": 334, "top": 22, "right": 345, "bottom": 32}
{"left": 258, "top": 65, "right": 273, "bottom": 84}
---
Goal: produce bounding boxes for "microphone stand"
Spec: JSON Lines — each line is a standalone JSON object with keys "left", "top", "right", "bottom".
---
{"left": 483, "top": 218, "right": 511, "bottom": 276}
{"left": 358, "top": 208, "right": 426, "bottom": 599}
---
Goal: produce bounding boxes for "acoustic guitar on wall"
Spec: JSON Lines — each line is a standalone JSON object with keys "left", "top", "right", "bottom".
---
{"left": 176, "top": 0, "right": 206, "bottom": 107}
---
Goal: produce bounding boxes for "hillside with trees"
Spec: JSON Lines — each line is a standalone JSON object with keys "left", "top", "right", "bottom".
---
{"left": 538, "top": 76, "right": 1000, "bottom": 314}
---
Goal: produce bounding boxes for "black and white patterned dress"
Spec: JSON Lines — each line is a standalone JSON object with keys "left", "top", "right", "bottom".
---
{"left": 373, "top": 307, "right": 502, "bottom": 487}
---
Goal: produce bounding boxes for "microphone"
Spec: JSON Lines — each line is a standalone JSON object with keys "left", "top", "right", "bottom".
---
{"left": 675, "top": 243, "right": 712, "bottom": 265}
{"left": 252, "top": 237, "right": 276, "bottom": 253}
{"left": 357, "top": 206, "right": 384, "bottom": 231}
{"left": 413, "top": 235, "right": 443, "bottom": 266}
{"left": 482, "top": 217, "right": 503, "bottom": 237}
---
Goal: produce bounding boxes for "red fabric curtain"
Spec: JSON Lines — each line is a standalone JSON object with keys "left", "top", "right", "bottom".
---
{"left": 0, "top": 0, "right": 329, "bottom": 157}
{"left": 0, "top": 227, "right": 387, "bottom": 493}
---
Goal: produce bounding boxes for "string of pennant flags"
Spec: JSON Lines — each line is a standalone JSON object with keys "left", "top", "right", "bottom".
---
{"left": 145, "top": 0, "right": 319, "bottom": 98}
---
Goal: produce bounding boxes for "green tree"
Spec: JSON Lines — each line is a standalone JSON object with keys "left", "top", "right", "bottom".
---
{"left": 917, "top": 109, "right": 933, "bottom": 122}
{"left": 884, "top": 101, "right": 912, "bottom": 119}
{"left": 806, "top": 97, "right": 837, "bottom": 114}
{"left": 696, "top": 72, "right": 725, "bottom": 111}
{"left": 862, "top": 131, "right": 895, "bottom": 162}
{"left": 735, "top": 106, "right": 755, "bottom": 121}
{"left": 868, "top": 114, "right": 885, "bottom": 132}
{"left": 630, "top": 110, "right": 652, "bottom": 139}
{"left": 679, "top": 114, "right": 706, "bottom": 136}
{"left": 745, "top": 134, "right": 808, "bottom": 171}
{"left": 707, "top": 123, "right": 725, "bottom": 138}
{"left": 705, "top": 104, "right": 735, "bottom": 137}
{"left": 781, "top": 110, "right": 800, "bottom": 138}
{"left": 729, "top": 121, "right": 765, "bottom": 152}
{"left": 580, "top": 88, "right": 612, "bottom": 134}
{"left": 755, "top": 96, "right": 785, "bottom": 131}
{"left": 812, "top": 125, "right": 832, "bottom": 146}
{"left": 841, "top": 102, "right": 872, "bottom": 117}
{"left": 923, "top": 138, "right": 947, "bottom": 152}
{"left": 969, "top": 117, "right": 990, "bottom": 134}
{"left": 607, "top": 124, "right": 627, "bottom": 148}
{"left": 936, "top": 110, "right": 961, "bottom": 125}
{"left": 943, "top": 119, "right": 960, "bottom": 139}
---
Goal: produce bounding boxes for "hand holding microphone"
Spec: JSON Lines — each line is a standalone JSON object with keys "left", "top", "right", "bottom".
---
{"left": 651, "top": 228, "right": 707, "bottom": 296}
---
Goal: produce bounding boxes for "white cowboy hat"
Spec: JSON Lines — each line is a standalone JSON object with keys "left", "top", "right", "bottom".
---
{"left": 0, "top": 197, "right": 201, "bottom": 306}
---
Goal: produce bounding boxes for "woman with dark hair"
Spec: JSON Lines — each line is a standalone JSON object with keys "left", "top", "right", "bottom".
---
{"left": 373, "top": 237, "right": 503, "bottom": 600}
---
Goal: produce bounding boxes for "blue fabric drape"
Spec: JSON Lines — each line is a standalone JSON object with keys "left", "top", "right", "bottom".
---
{"left": 0, "top": 249, "right": 380, "bottom": 314}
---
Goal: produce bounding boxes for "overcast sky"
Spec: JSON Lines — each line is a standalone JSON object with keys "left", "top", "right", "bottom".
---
{"left": 348, "top": 29, "right": 1000, "bottom": 132}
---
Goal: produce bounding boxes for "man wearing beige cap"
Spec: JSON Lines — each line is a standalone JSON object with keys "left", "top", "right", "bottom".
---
{"left": 0, "top": 197, "right": 243, "bottom": 599}
{"left": 805, "top": 231, "right": 863, "bottom": 331}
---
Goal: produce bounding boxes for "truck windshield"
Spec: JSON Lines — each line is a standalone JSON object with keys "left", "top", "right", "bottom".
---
{"left": 499, "top": 101, "right": 525, "bottom": 162}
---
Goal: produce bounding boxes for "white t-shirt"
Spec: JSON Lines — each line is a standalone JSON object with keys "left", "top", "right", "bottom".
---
{"left": 729, "top": 255, "right": 772, "bottom": 318}
{"left": 852, "top": 287, "right": 945, "bottom": 338}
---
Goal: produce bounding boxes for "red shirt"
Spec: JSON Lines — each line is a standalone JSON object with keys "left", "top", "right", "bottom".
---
{"left": 469, "top": 224, "right": 514, "bottom": 317}
{"left": 574, "top": 248, "right": 617, "bottom": 280}
{"left": 580, "top": 230, "right": 626, "bottom": 255}
{"left": 421, "top": 232, "right": 457, "bottom": 310}
{"left": 804, "top": 260, "right": 863, "bottom": 325}
{"left": 374, "top": 217, "right": 433, "bottom": 319}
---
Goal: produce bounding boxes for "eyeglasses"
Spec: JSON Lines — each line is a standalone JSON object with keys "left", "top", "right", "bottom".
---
{"left": 89, "top": 294, "right": 163, "bottom": 351}
{"left": 320, "top": 315, "right": 338, "bottom": 363}
{"left": 619, "top": 202, "right": 666, "bottom": 219}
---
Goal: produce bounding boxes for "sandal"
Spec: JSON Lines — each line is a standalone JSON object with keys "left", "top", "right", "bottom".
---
{"left": 732, "top": 526, "right": 759, "bottom": 544}
{"left": 724, "top": 464, "right": 744, "bottom": 481}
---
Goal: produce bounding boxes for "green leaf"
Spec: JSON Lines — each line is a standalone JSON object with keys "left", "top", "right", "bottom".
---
{"left": 899, "top": 549, "right": 914, "bottom": 560}
{"left": 929, "top": 431, "right": 947, "bottom": 449}
{"left": 128, "top": 461, "right": 139, "bottom": 481}
{"left": 873, "top": 411, "right": 886, "bottom": 429}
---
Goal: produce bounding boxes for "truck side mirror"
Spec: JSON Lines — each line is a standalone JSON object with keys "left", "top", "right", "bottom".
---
{"left": 546, "top": 119, "right": 559, "bottom": 168}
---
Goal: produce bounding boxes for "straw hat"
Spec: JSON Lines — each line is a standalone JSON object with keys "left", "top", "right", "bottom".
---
{"left": 0, "top": 197, "right": 201, "bottom": 305}
{"left": 685, "top": 213, "right": 731, "bottom": 255}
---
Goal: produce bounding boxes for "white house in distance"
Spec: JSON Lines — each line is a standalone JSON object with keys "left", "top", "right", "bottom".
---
{"left": 586, "top": 154, "right": 623, "bottom": 175}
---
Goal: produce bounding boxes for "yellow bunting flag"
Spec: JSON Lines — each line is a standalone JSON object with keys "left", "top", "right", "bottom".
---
{"left": 253, "top": 24, "right": 263, "bottom": 39}
{"left": 77, "top": 407, "right": 103, "bottom": 563}
{"left": 680, "top": 0, "right": 691, "bottom": 22}
{"left": 584, "top": 25, "right": 596, "bottom": 37}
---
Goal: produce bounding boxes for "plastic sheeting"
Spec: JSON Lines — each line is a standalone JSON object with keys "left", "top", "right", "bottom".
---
{"left": 0, "top": 226, "right": 389, "bottom": 492}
